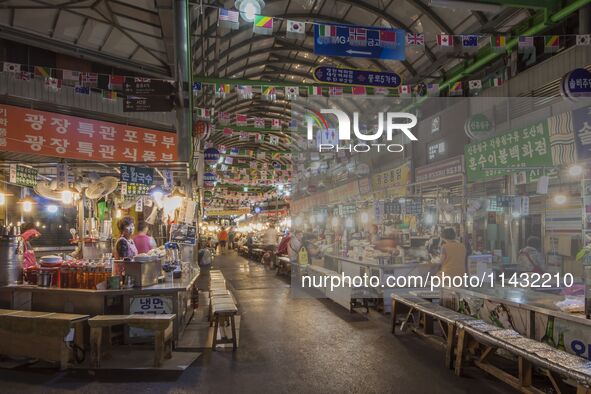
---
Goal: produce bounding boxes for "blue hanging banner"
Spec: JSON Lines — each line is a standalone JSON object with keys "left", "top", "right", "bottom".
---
{"left": 312, "top": 66, "right": 401, "bottom": 87}
{"left": 313, "top": 23, "right": 405, "bottom": 60}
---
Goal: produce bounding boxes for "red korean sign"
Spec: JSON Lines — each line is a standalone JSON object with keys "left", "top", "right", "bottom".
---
{"left": 0, "top": 104, "right": 178, "bottom": 162}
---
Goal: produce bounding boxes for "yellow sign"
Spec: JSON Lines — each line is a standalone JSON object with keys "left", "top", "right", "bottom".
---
{"left": 371, "top": 161, "right": 410, "bottom": 196}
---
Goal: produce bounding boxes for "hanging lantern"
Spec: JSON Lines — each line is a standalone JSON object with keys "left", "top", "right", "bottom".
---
{"left": 193, "top": 120, "right": 211, "bottom": 140}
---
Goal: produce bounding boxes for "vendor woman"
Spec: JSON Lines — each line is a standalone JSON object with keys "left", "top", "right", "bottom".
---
{"left": 437, "top": 227, "right": 466, "bottom": 277}
{"left": 114, "top": 216, "right": 138, "bottom": 259}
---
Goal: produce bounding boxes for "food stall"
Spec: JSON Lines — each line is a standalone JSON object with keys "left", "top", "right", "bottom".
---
{"left": 0, "top": 104, "right": 201, "bottom": 344}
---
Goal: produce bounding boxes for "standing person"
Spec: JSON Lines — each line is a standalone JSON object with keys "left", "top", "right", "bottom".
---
{"left": 114, "top": 216, "right": 138, "bottom": 259}
{"left": 228, "top": 227, "right": 236, "bottom": 250}
{"left": 133, "top": 222, "right": 157, "bottom": 254}
{"left": 261, "top": 223, "right": 279, "bottom": 267}
{"left": 517, "top": 236, "right": 545, "bottom": 273}
{"left": 246, "top": 232, "right": 254, "bottom": 258}
{"left": 218, "top": 227, "right": 228, "bottom": 253}
{"left": 437, "top": 227, "right": 467, "bottom": 278}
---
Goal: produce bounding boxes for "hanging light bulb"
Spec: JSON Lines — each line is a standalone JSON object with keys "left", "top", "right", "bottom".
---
{"left": 553, "top": 194, "right": 567, "bottom": 205}
{"left": 115, "top": 209, "right": 122, "bottom": 219}
{"left": 568, "top": 164, "right": 584, "bottom": 177}
{"left": 47, "top": 204, "right": 58, "bottom": 213}
{"left": 360, "top": 211, "right": 369, "bottom": 224}
{"left": 61, "top": 189, "right": 74, "bottom": 205}
{"left": 0, "top": 193, "right": 5, "bottom": 205}
{"left": 23, "top": 200, "right": 33, "bottom": 213}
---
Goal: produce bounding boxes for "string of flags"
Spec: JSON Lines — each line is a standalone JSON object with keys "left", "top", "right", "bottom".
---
{"left": 213, "top": 5, "right": 591, "bottom": 52}
{"left": 0, "top": 62, "right": 172, "bottom": 101}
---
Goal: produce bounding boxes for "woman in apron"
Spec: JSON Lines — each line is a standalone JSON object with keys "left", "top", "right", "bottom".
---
{"left": 114, "top": 216, "right": 138, "bottom": 259}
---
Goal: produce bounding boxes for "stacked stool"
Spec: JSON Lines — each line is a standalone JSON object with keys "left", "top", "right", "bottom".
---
{"left": 209, "top": 270, "right": 238, "bottom": 351}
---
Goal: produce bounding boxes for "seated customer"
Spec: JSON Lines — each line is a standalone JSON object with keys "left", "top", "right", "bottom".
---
{"left": 437, "top": 227, "right": 467, "bottom": 278}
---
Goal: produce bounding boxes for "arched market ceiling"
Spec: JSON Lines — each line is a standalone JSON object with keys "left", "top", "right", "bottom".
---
{"left": 0, "top": 0, "right": 540, "bottom": 181}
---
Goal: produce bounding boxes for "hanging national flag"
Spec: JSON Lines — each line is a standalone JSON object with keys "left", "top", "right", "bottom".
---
{"left": 192, "top": 82, "right": 202, "bottom": 93}
{"left": 15, "top": 71, "right": 32, "bottom": 81}
{"left": 239, "top": 132, "right": 249, "bottom": 141}
{"left": 230, "top": 147, "right": 240, "bottom": 155}
{"left": 219, "top": 8, "right": 239, "bottom": 30}
{"left": 269, "top": 135, "right": 280, "bottom": 145}
{"left": 468, "top": 80, "right": 482, "bottom": 94}
{"left": 399, "top": 84, "right": 412, "bottom": 97}
{"left": 235, "top": 114, "right": 248, "bottom": 126}
{"left": 491, "top": 77, "right": 503, "bottom": 87}
{"left": 45, "top": 77, "right": 62, "bottom": 91}
{"left": 80, "top": 72, "right": 98, "bottom": 87}
{"left": 34, "top": 66, "right": 50, "bottom": 78}
{"left": 285, "top": 86, "right": 299, "bottom": 100}
{"left": 288, "top": 119, "right": 298, "bottom": 131}
{"left": 218, "top": 111, "right": 231, "bottom": 125}
{"left": 237, "top": 85, "right": 253, "bottom": 99}
{"left": 437, "top": 34, "right": 452, "bottom": 47}
{"left": 373, "top": 87, "right": 389, "bottom": 95}
{"left": 518, "top": 36, "right": 534, "bottom": 53}
{"left": 286, "top": 20, "right": 305, "bottom": 39}
{"left": 271, "top": 119, "right": 281, "bottom": 130}
{"left": 255, "top": 133, "right": 264, "bottom": 143}
{"left": 352, "top": 86, "right": 366, "bottom": 96}
{"left": 308, "top": 86, "right": 323, "bottom": 96}
{"left": 253, "top": 16, "right": 273, "bottom": 35}
{"left": 328, "top": 86, "right": 343, "bottom": 96}
{"left": 490, "top": 36, "right": 507, "bottom": 52}
{"left": 319, "top": 25, "right": 337, "bottom": 43}
{"left": 223, "top": 127, "right": 233, "bottom": 136}
{"left": 544, "top": 35, "right": 560, "bottom": 53}
{"left": 462, "top": 35, "right": 478, "bottom": 48}
{"left": 379, "top": 30, "right": 397, "bottom": 48}
{"left": 576, "top": 34, "right": 590, "bottom": 46}
{"left": 102, "top": 90, "right": 117, "bottom": 101}
{"left": 449, "top": 81, "right": 463, "bottom": 96}
{"left": 254, "top": 117, "right": 265, "bottom": 128}
{"left": 60, "top": 70, "right": 80, "bottom": 85}
{"left": 349, "top": 27, "right": 367, "bottom": 47}
{"left": 3, "top": 62, "right": 20, "bottom": 73}
{"left": 215, "top": 83, "right": 231, "bottom": 98}
{"left": 108, "top": 75, "right": 124, "bottom": 90}
{"left": 427, "top": 83, "right": 440, "bottom": 97}
{"left": 257, "top": 151, "right": 266, "bottom": 160}
{"left": 406, "top": 33, "right": 424, "bottom": 46}
{"left": 196, "top": 108, "right": 210, "bottom": 119}
{"left": 262, "top": 86, "right": 276, "bottom": 101}
{"left": 74, "top": 85, "right": 90, "bottom": 95}
{"left": 225, "top": 156, "right": 234, "bottom": 165}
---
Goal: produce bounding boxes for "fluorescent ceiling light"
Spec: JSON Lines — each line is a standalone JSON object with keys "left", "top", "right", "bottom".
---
{"left": 429, "top": 0, "right": 503, "bottom": 13}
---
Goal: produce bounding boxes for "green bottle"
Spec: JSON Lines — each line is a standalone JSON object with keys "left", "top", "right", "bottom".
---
{"left": 557, "top": 332, "right": 566, "bottom": 351}
{"left": 541, "top": 316, "right": 556, "bottom": 347}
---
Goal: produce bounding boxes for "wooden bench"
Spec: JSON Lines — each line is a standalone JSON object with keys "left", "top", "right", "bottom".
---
{"left": 0, "top": 309, "right": 89, "bottom": 370}
{"left": 89, "top": 314, "right": 175, "bottom": 368}
{"left": 391, "top": 294, "right": 476, "bottom": 370}
{"left": 455, "top": 322, "right": 591, "bottom": 394}
{"left": 211, "top": 302, "right": 238, "bottom": 351}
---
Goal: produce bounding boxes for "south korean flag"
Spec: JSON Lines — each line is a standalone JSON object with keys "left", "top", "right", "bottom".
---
{"left": 285, "top": 86, "right": 299, "bottom": 100}
{"left": 3, "top": 62, "right": 20, "bottom": 73}
{"left": 576, "top": 34, "right": 590, "bottom": 46}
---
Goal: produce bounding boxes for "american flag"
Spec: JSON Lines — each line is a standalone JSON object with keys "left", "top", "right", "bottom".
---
{"left": 406, "top": 33, "right": 424, "bottom": 46}
{"left": 219, "top": 8, "right": 238, "bottom": 22}
{"left": 349, "top": 27, "right": 367, "bottom": 46}
{"left": 380, "top": 31, "right": 396, "bottom": 48}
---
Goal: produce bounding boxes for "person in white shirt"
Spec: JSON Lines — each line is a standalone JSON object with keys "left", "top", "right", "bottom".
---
{"left": 261, "top": 223, "right": 279, "bottom": 249}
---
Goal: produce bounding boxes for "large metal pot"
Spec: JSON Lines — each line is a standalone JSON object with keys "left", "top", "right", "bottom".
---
{"left": 0, "top": 236, "right": 24, "bottom": 285}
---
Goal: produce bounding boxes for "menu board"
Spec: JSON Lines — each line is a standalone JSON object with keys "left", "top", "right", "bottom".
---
{"left": 405, "top": 198, "right": 423, "bottom": 215}
{"left": 170, "top": 224, "right": 197, "bottom": 245}
{"left": 384, "top": 201, "right": 401, "bottom": 214}
{"left": 9, "top": 164, "right": 37, "bottom": 187}
{"left": 465, "top": 120, "right": 552, "bottom": 182}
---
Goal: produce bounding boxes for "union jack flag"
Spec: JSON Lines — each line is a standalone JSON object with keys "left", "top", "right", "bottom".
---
{"left": 406, "top": 33, "right": 424, "bottom": 46}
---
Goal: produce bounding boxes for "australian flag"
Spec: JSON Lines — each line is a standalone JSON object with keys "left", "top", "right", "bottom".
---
{"left": 462, "top": 35, "right": 478, "bottom": 48}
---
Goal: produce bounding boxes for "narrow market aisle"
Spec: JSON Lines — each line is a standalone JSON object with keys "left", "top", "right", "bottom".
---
{"left": 0, "top": 251, "right": 513, "bottom": 394}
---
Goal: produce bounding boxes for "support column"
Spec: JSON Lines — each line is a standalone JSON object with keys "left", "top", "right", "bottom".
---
{"left": 174, "top": 0, "right": 192, "bottom": 162}
{"left": 580, "top": 4, "right": 591, "bottom": 34}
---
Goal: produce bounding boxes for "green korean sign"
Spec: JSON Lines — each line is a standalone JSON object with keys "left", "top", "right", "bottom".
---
{"left": 465, "top": 120, "right": 552, "bottom": 183}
